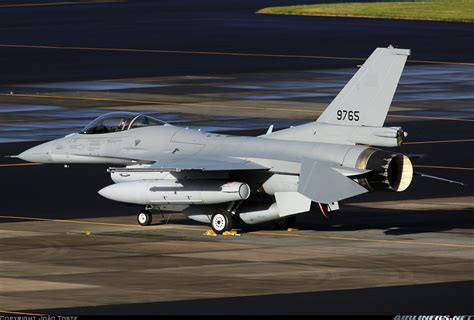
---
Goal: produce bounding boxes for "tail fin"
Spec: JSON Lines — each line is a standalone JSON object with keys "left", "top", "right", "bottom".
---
{"left": 317, "top": 46, "right": 409, "bottom": 127}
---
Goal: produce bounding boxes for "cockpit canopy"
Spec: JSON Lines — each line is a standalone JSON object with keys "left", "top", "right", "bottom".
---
{"left": 81, "top": 112, "right": 167, "bottom": 134}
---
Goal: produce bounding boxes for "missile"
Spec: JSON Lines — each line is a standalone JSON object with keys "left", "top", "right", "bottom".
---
{"left": 98, "top": 180, "right": 250, "bottom": 205}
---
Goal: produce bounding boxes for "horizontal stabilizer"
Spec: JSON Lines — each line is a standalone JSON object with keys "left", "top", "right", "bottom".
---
{"left": 298, "top": 159, "right": 368, "bottom": 204}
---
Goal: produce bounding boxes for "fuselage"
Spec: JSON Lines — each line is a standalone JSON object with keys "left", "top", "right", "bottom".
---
{"left": 21, "top": 124, "right": 367, "bottom": 174}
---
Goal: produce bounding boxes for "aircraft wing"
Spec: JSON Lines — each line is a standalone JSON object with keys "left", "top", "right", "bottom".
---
{"left": 146, "top": 157, "right": 269, "bottom": 172}
{"left": 69, "top": 153, "right": 269, "bottom": 172}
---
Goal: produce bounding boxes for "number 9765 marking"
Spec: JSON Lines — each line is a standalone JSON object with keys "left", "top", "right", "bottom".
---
{"left": 337, "top": 110, "right": 359, "bottom": 121}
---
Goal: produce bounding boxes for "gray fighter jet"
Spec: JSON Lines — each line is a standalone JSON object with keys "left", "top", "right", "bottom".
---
{"left": 17, "top": 46, "right": 460, "bottom": 233}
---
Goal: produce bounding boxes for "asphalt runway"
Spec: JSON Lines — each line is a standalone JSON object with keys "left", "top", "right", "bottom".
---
{"left": 0, "top": 0, "right": 473, "bottom": 316}
{"left": 27, "top": 281, "right": 474, "bottom": 315}
{"left": 0, "top": 0, "right": 473, "bottom": 85}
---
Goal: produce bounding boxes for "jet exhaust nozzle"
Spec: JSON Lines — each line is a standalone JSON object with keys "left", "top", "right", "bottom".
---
{"left": 356, "top": 149, "right": 413, "bottom": 192}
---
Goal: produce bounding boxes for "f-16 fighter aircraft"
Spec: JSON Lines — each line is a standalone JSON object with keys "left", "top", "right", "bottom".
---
{"left": 18, "top": 46, "right": 458, "bottom": 233}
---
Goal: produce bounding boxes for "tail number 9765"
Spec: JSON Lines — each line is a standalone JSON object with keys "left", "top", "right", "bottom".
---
{"left": 337, "top": 110, "right": 359, "bottom": 121}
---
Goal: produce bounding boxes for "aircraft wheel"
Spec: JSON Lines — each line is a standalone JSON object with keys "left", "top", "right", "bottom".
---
{"left": 274, "top": 215, "right": 296, "bottom": 230}
{"left": 211, "top": 210, "right": 233, "bottom": 234}
{"left": 137, "top": 210, "right": 153, "bottom": 226}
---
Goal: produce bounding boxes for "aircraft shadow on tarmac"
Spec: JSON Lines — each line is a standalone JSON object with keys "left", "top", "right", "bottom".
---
{"left": 1, "top": 185, "right": 472, "bottom": 236}
{"left": 146, "top": 205, "right": 474, "bottom": 236}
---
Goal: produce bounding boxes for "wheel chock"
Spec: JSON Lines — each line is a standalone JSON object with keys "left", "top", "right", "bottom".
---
{"left": 204, "top": 229, "right": 217, "bottom": 236}
{"left": 204, "top": 230, "right": 241, "bottom": 236}
{"left": 223, "top": 230, "right": 240, "bottom": 236}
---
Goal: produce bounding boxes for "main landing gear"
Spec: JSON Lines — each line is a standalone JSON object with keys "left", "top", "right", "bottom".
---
{"left": 273, "top": 215, "right": 296, "bottom": 230}
{"left": 137, "top": 209, "right": 153, "bottom": 226}
{"left": 211, "top": 209, "right": 233, "bottom": 234}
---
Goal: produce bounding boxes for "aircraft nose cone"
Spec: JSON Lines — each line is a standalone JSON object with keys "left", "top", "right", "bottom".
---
{"left": 18, "top": 142, "right": 53, "bottom": 163}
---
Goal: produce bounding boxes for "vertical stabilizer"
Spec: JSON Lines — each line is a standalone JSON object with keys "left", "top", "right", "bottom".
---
{"left": 317, "top": 46, "right": 410, "bottom": 127}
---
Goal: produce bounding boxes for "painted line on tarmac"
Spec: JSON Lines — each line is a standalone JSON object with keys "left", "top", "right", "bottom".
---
{"left": 0, "top": 310, "right": 46, "bottom": 316}
{"left": 405, "top": 138, "right": 474, "bottom": 145}
{"left": 1, "top": 215, "right": 472, "bottom": 249}
{"left": 0, "top": 44, "right": 472, "bottom": 66}
{"left": 2, "top": 92, "right": 474, "bottom": 123}
{"left": 0, "top": 92, "right": 320, "bottom": 115}
{"left": 0, "top": 44, "right": 376, "bottom": 61}
{"left": 0, "top": 92, "right": 163, "bottom": 105}
{"left": 0, "top": 215, "right": 159, "bottom": 228}
{"left": 388, "top": 114, "right": 474, "bottom": 123}
{"left": 0, "top": 0, "right": 124, "bottom": 9}
{"left": 413, "top": 165, "right": 474, "bottom": 171}
{"left": 0, "top": 214, "right": 202, "bottom": 231}
{"left": 0, "top": 163, "right": 42, "bottom": 167}
{"left": 252, "top": 231, "right": 474, "bottom": 249}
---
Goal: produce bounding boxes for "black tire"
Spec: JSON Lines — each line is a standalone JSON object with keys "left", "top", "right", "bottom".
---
{"left": 137, "top": 210, "right": 153, "bottom": 226}
{"left": 274, "top": 215, "right": 296, "bottom": 230}
{"left": 211, "top": 210, "right": 233, "bottom": 234}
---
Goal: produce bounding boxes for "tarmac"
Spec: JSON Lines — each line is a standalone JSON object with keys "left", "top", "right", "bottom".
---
{"left": 0, "top": 0, "right": 473, "bottom": 316}
{"left": 0, "top": 0, "right": 473, "bottom": 85}
{"left": 0, "top": 63, "right": 473, "bottom": 315}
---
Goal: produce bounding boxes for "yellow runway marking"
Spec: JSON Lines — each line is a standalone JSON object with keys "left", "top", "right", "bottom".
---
{"left": 253, "top": 231, "right": 474, "bottom": 249}
{"left": 0, "top": 0, "right": 123, "bottom": 9}
{"left": 0, "top": 163, "right": 42, "bottom": 167}
{"left": 0, "top": 44, "right": 473, "bottom": 66}
{"left": 412, "top": 59, "right": 474, "bottom": 66}
{"left": 0, "top": 310, "right": 46, "bottom": 316}
{"left": 0, "top": 214, "right": 153, "bottom": 228}
{"left": 2, "top": 92, "right": 474, "bottom": 123}
{"left": 0, "top": 92, "right": 321, "bottom": 114}
{"left": 388, "top": 114, "right": 474, "bottom": 123}
{"left": 1, "top": 215, "right": 473, "bottom": 249}
{"left": 413, "top": 165, "right": 474, "bottom": 171}
{"left": 405, "top": 138, "right": 474, "bottom": 145}
{"left": 0, "top": 44, "right": 377, "bottom": 61}
{"left": 0, "top": 92, "right": 164, "bottom": 105}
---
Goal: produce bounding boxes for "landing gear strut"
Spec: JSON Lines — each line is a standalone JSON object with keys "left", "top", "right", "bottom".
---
{"left": 137, "top": 209, "right": 153, "bottom": 226}
{"left": 274, "top": 215, "right": 296, "bottom": 230}
{"left": 211, "top": 209, "right": 233, "bottom": 234}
